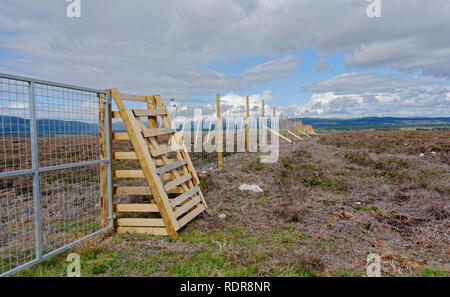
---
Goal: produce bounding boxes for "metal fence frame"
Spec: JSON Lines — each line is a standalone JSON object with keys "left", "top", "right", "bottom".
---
{"left": 0, "top": 72, "right": 113, "bottom": 277}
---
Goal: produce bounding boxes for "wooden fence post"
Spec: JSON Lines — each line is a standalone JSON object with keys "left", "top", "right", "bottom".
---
{"left": 246, "top": 96, "right": 250, "bottom": 152}
{"left": 262, "top": 100, "right": 265, "bottom": 118}
{"left": 280, "top": 112, "right": 283, "bottom": 136}
{"left": 98, "top": 93, "right": 108, "bottom": 228}
{"left": 217, "top": 94, "right": 223, "bottom": 170}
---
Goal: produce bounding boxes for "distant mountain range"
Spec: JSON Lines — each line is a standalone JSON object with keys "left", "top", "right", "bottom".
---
{"left": 299, "top": 117, "right": 450, "bottom": 130}
{"left": 1, "top": 115, "right": 448, "bottom": 136}
{"left": 0, "top": 115, "right": 98, "bottom": 136}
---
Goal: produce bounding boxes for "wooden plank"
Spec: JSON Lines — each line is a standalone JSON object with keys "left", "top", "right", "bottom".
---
{"left": 174, "top": 196, "right": 201, "bottom": 218}
{"left": 289, "top": 131, "right": 304, "bottom": 141}
{"left": 177, "top": 204, "right": 206, "bottom": 229}
{"left": 112, "top": 111, "right": 122, "bottom": 118}
{"left": 151, "top": 144, "right": 181, "bottom": 157}
{"left": 164, "top": 174, "right": 192, "bottom": 192}
{"left": 114, "top": 186, "right": 183, "bottom": 195}
{"left": 115, "top": 187, "right": 151, "bottom": 195}
{"left": 116, "top": 218, "right": 165, "bottom": 227}
{"left": 112, "top": 132, "right": 129, "bottom": 140}
{"left": 133, "top": 109, "right": 167, "bottom": 117}
{"left": 119, "top": 93, "right": 147, "bottom": 102}
{"left": 114, "top": 203, "right": 159, "bottom": 212}
{"left": 116, "top": 227, "right": 168, "bottom": 236}
{"left": 264, "top": 126, "right": 292, "bottom": 143}
{"left": 155, "top": 160, "right": 186, "bottom": 175}
{"left": 114, "top": 170, "right": 176, "bottom": 180}
{"left": 113, "top": 152, "right": 137, "bottom": 160}
{"left": 110, "top": 88, "right": 179, "bottom": 238}
{"left": 142, "top": 127, "right": 176, "bottom": 138}
{"left": 170, "top": 186, "right": 200, "bottom": 207}
{"left": 114, "top": 170, "right": 144, "bottom": 178}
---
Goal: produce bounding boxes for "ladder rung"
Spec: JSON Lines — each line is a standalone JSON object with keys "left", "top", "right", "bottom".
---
{"left": 133, "top": 109, "right": 167, "bottom": 117}
{"left": 174, "top": 196, "right": 201, "bottom": 218}
{"left": 164, "top": 174, "right": 192, "bottom": 192}
{"left": 116, "top": 218, "right": 165, "bottom": 227}
{"left": 177, "top": 204, "right": 206, "bottom": 229}
{"left": 151, "top": 144, "right": 181, "bottom": 157}
{"left": 170, "top": 186, "right": 200, "bottom": 207}
{"left": 114, "top": 170, "right": 144, "bottom": 178}
{"left": 112, "top": 111, "right": 122, "bottom": 118}
{"left": 114, "top": 203, "right": 159, "bottom": 212}
{"left": 120, "top": 93, "right": 148, "bottom": 102}
{"left": 114, "top": 186, "right": 183, "bottom": 195}
{"left": 115, "top": 187, "right": 151, "bottom": 195}
{"left": 142, "top": 128, "right": 176, "bottom": 138}
{"left": 116, "top": 227, "right": 168, "bottom": 236}
{"left": 112, "top": 132, "right": 129, "bottom": 140}
{"left": 113, "top": 152, "right": 137, "bottom": 160}
{"left": 114, "top": 170, "right": 177, "bottom": 180}
{"left": 155, "top": 160, "right": 186, "bottom": 175}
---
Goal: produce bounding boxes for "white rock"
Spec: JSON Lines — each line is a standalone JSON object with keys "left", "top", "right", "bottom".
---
{"left": 419, "top": 153, "right": 425, "bottom": 157}
{"left": 239, "top": 184, "right": 263, "bottom": 193}
{"left": 218, "top": 214, "right": 226, "bottom": 219}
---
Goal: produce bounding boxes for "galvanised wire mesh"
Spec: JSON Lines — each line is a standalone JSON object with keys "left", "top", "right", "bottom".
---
{"left": 0, "top": 74, "right": 110, "bottom": 276}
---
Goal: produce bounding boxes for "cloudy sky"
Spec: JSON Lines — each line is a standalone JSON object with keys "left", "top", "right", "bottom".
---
{"left": 0, "top": 0, "right": 449, "bottom": 118}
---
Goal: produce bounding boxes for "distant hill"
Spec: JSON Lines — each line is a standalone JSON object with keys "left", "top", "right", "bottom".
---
{"left": 2, "top": 115, "right": 448, "bottom": 136}
{"left": 298, "top": 117, "right": 450, "bottom": 130}
{"left": 0, "top": 115, "right": 98, "bottom": 136}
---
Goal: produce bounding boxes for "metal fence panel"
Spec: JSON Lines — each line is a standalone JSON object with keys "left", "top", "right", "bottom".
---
{"left": 0, "top": 73, "right": 112, "bottom": 277}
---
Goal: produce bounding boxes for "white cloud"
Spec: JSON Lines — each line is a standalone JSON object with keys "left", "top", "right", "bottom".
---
{"left": 287, "top": 73, "right": 450, "bottom": 118}
{"left": 0, "top": 0, "right": 449, "bottom": 104}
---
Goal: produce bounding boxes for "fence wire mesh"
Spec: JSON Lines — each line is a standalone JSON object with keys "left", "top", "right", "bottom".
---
{"left": 0, "top": 73, "right": 111, "bottom": 276}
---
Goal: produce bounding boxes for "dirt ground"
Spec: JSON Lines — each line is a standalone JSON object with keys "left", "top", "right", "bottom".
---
{"left": 19, "top": 130, "right": 449, "bottom": 277}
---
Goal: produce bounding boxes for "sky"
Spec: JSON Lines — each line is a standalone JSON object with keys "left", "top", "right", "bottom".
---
{"left": 0, "top": 0, "right": 449, "bottom": 118}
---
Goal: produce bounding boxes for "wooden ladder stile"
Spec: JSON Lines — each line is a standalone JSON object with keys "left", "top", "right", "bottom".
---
{"left": 108, "top": 89, "right": 207, "bottom": 239}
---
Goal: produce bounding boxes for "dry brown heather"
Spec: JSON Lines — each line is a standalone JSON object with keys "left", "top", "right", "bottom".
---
{"left": 17, "top": 130, "right": 450, "bottom": 277}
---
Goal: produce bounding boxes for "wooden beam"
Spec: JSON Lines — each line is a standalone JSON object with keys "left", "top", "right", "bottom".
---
{"left": 164, "top": 174, "right": 192, "bottom": 192}
{"left": 119, "top": 93, "right": 147, "bottom": 102}
{"left": 114, "top": 203, "right": 159, "bottom": 212}
{"left": 178, "top": 204, "right": 206, "bottom": 229}
{"left": 264, "top": 126, "right": 292, "bottom": 143}
{"left": 142, "top": 128, "right": 176, "bottom": 138}
{"left": 112, "top": 132, "right": 129, "bottom": 140}
{"left": 174, "top": 196, "right": 201, "bottom": 218}
{"left": 133, "top": 109, "right": 167, "bottom": 117}
{"left": 289, "top": 131, "right": 304, "bottom": 141}
{"left": 170, "top": 186, "right": 200, "bottom": 207}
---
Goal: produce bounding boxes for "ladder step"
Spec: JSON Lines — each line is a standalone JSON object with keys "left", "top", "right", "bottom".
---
{"left": 177, "top": 204, "right": 206, "bottom": 229}
{"left": 120, "top": 93, "right": 148, "bottom": 102}
{"left": 114, "top": 170, "right": 178, "bottom": 180}
{"left": 112, "top": 111, "right": 121, "bottom": 118}
{"left": 151, "top": 144, "right": 181, "bottom": 157}
{"left": 164, "top": 174, "right": 192, "bottom": 192}
{"left": 114, "top": 170, "right": 144, "bottom": 178}
{"left": 114, "top": 186, "right": 183, "bottom": 195}
{"left": 113, "top": 152, "right": 137, "bottom": 160}
{"left": 142, "top": 128, "right": 176, "bottom": 138}
{"left": 116, "top": 227, "right": 168, "bottom": 236}
{"left": 173, "top": 196, "right": 201, "bottom": 218}
{"left": 155, "top": 160, "right": 186, "bottom": 175}
{"left": 116, "top": 218, "right": 165, "bottom": 227}
{"left": 170, "top": 186, "right": 200, "bottom": 207}
{"left": 133, "top": 109, "right": 167, "bottom": 117}
{"left": 112, "top": 132, "right": 129, "bottom": 140}
{"left": 114, "top": 203, "right": 159, "bottom": 212}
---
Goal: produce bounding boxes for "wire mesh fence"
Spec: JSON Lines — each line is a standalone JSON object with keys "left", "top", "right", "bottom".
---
{"left": 0, "top": 73, "right": 112, "bottom": 276}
